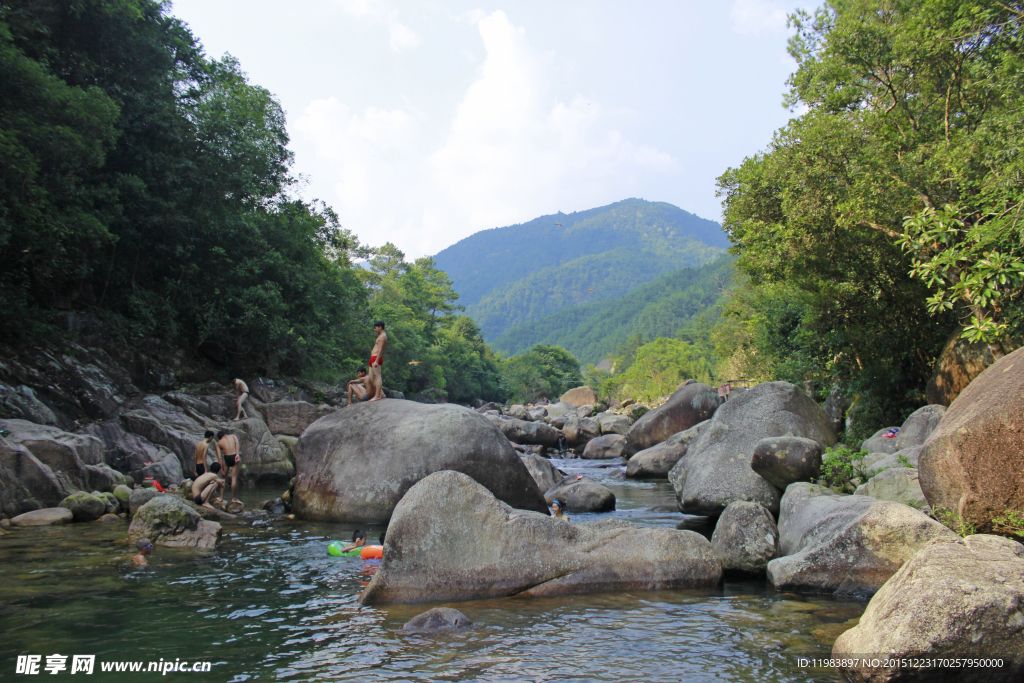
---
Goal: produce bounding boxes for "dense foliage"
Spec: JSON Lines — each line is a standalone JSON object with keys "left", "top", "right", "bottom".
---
{"left": 494, "top": 257, "right": 734, "bottom": 363}
{"left": 500, "top": 344, "right": 584, "bottom": 404}
{"left": 433, "top": 199, "right": 727, "bottom": 340}
{"left": 715, "top": 0, "right": 1024, "bottom": 437}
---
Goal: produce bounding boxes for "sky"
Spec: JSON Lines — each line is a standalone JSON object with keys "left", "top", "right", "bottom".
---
{"left": 169, "top": 0, "right": 818, "bottom": 258}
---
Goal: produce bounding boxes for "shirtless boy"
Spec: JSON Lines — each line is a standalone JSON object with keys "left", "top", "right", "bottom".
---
{"left": 191, "top": 462, "right": 224, "bottom": 509}
{"left": 347, "top": 368, "right": 369, "bottom": 406}
{"left": 229, "top": 378, "right": 249, "bottom": 421}
{"left": 133, "top": 537, "right": 153, "bottom": 566}
{"left": 368, "top": 322, "right": 387, "bottom": 402}
{"left": 216, "top": 430, "right": 242, "bottom": 504}
{"left": 194, "top": 431, "right": 220, "bottom": 478}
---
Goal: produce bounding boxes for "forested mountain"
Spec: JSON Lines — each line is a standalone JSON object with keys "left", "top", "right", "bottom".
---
{"left": 493, "top": 256, "right": 733, "bottom": 364}
{"left": 432, "top": 199, "right": 728, "bottom": 340}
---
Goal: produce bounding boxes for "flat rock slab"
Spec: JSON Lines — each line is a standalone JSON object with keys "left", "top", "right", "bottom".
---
{"left": 834, "top": 535, "right": 1024, "bottom": 683}
{"left": 9, "top": 507, "right": 74, "bottom": 526}
{"left": 360, "top": 471, "right": 721, "bottom": 605}
{"left": 767, "top": 483, "right": 958, "bottom": 597}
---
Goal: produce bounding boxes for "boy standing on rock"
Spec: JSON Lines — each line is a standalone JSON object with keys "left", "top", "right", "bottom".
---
{"left": 230, "top": 378, "right": 250, "bottom": 421}
{"left": 194, "top": 431, "right": 219, "bottom": 478}
{"left": 368, "top": 322, "right": 387, "bottom": 402}
{"left": 217, "top": 430, "right": 242, "bottom": 505}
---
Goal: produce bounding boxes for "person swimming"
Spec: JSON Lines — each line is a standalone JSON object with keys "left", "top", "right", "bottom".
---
{"left": 551, "top": 499, "right": 570, "bottom": 521}
{"left": 133, "top": 537, "right": 153, "bottom": 566}
{"left": 339, "top": 530, "right": 367, "bottom": 553}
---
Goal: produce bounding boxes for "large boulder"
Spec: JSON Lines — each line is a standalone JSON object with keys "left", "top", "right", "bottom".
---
{"left": 833, "top": 535, "right": 1024, "bottom": 683}
{"left": 919, "top": 346, "right": 1024, "bottom": 533}
{"left": 855, "top": 468, "right": 928, "bottom": 509}
{"left": 626, "top": 442, "right": 686, "bottom": 479}
{"left": 519, "top": 453, "right": 564, "bottom": 493}
{"left": 670, "top": 382, "right": 837, "bottom": 517}
{"left": 112, "top": 484, "right": 132, "bottom": 512}
{"left": 292, "top": 401, "right": 548, "bottom": 523}
{"left": 129, "top": 488, "right": 163, "bottom": 518}
{"left": 560, "top": 386, "right": 599, "bottom": 407}
{"left": 359, "top": 471, "right": 721, "bottom": 604}
{"left": 544, "top": 401, "right": 576, "bottom": 419}
{"left": 623, "top": 383, "right": 720, "bottom": 456}
{"left": 543, "top": 476, "right": 615, "bottom": 512}
{"left": 495, "top": 418, "right": 561, "bottom": 447}
{"left": 505, "top": 404, "right": 530, "bottom": 420}
{"left": 262, "top": 400, "right": 336, "bottom": 437}
{"left": 710, "top": 501, "right": 779, "bottom": 575}
{"left": 128, "top": 496, "right": 221, "bottom": 549}
{"left": 120, "top": 396, "right": 206, "bottom": 474}
{"left": 896, "top": 404, "right": 945, "bottom": 451}
{"left": 561, "top": 416, "right": 600, "bottom": 447}
{"left": 83, "top": 463, "right": 127, "bottom": 493}
{"left": 226, "top": 417, "right": 293, "bottom": 482}
{"left": 925, "top": 328, "right": 1010, "bottom": 406}
{"left": 0, "top": 418, "right": 103, "bottom": 472}
{"left": 78, "top": 419, "right": 183, "bottom": 487}
{"left": 59, "top": 491, "right": 107, "bottom": 522}
{"left": 581, "top": 434, "right": 626, "bottom": 460}
{"left": 9, "top": 507, "right": 74, "bottom": 526}
{"left": 860, "top": 426, "right": 901, "bottom": 455}
{"left": 767, "top": 483, "right": 958, "bottom": 596}
{"left": 749, "top": 436, "right": 824, "bottom": 490}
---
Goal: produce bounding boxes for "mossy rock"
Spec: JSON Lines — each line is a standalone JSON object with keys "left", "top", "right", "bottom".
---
{"left": 59, "top": 491, "right": 106, "bottom": 522}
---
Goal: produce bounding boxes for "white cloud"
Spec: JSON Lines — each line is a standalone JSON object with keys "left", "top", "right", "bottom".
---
{"left": 295, "top": 10, "right": 679, "bottom": 257}
{"left": 336, "top": 0, "right": 421, "bottom": 53}
{"left": 730, "top": 0, "right": 788, "bottom": 37}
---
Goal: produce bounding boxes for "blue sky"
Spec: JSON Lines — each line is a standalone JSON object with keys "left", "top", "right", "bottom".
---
{"left": 170, "top": 0, "right": 819, "bottom": 257}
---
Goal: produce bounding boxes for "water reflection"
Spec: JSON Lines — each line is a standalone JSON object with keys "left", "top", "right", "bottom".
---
{"left": 0, "top": 478, "right": 860, "bottom": 682}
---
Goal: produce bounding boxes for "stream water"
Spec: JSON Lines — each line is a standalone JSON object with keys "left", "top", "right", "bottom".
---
{"left": 0, "top": 458, "right": 864, "bottom": 682}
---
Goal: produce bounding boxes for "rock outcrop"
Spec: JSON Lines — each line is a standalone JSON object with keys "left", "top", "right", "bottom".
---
{"left": 623, "top": 383, "right": 719, "bottom": 456}
{"left": 128, "top": 496, "right": 221, "bottom": 549}
{"left": 0, "top": 419, "right": 105, "bottom": 508}
{"left": 670, "top": 382, "right": 837, "bottom": 517}
{"left": 292, "top": 401, "right": 548, "bottom": 523}
{"left": 262, "top": 400, "right": 336, "bottom": 437}
{"left": 767, "top": 483, "right": 958, "bottom": 596}
{"left": 710, "top": 501, "right": 779, "bottom": 575}
{"left": 925, "top": 328, "right": 1011, "bottom": 406}
{"left": 855, "top": 468, "right": 928, "bottom": 508}
{"left": 833, "top": 535, "right": 1024, "bottom": 683}
{"left": 919, "top": 346, "right": 1024, "bottom": 533}
{"left": 749, "top": 436, "right": 824, "bottom": 490}
{"left": 359, "top": 471, "right": 721, "bottom": 604}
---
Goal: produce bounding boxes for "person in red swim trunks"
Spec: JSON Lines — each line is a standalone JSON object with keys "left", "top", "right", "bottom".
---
{"left": 367, "top": 321, "right": 387, "bottom": 402}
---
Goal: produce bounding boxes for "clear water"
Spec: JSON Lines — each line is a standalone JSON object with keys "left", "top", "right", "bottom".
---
{"left": 0, "top": 459, "right": 863, "bottom": 682}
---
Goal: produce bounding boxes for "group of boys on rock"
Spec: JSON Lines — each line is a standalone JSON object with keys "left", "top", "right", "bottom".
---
{"left": 183, "top": 322, "right": 388, "bottom": 511}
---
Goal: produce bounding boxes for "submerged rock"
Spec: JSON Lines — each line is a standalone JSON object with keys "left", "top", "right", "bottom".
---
{"left": 767, "top": 483, "right": 958, "bottom": 597}
{"left": 402, "top": 607, "right": 473, "bottom": 631}
{"left": 833, "top": 535, "right": 1024, "bottom": 683}
{"left": 292, "top": 401, "right": 548, "bottom": 523}
{"left": 128, "top": 496, "right": 221, "bottom": 549}
{"left": 360, "top": 471, "right": 721, "bottom": 605}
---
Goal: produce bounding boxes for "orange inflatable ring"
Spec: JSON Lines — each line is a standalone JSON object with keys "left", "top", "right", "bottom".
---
{"left": 360, "top": 545, "right": 383, "bottom": 559}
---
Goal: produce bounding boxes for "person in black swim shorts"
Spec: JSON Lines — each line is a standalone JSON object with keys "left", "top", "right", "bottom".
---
{"left": 191, "top": 462, "right": 224, "bottom": 509}
{"left": 194, "top": 431, "right": 219, "bottom": 478}
{"left": 216, "top": 430, "right": 242, "bottom": 505}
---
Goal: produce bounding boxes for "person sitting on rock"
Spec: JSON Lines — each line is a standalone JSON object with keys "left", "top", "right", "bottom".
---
{"left": 347, "top": 368, "right": 370, "bottom": 406}
{"left": 216, "top": 430, "right": 241, "bottom": 505}
{"left": 191, "top": 462, "right": 225, "bottom": 510}
{"left": 133, "top": 537, "right": 153, "bottom": 566}
{"left": 194, "top": 431, "right": 219, "bottom": 478}
{"left": 339, "top": 530, "right": 367, "bottom": 553}
{"left": 551, "top": 499, "right": 570, "bottom": 522}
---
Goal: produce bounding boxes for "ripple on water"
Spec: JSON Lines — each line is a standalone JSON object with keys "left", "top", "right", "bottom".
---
{"left": 0, "top": 485, "right": 861, "bottom": 682}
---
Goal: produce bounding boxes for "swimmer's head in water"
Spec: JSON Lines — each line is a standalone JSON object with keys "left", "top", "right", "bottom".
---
{"left": 551, "top": 500, "right": 563, "bottom": 511}
{"left": 210, "top": 462, "right": 222, "bottom": 473}
{"left": 136, "top": 537, "right": 153, "bottom": 551}
{"left": 352, "top": 530, "right": 366, "bottom": 542}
